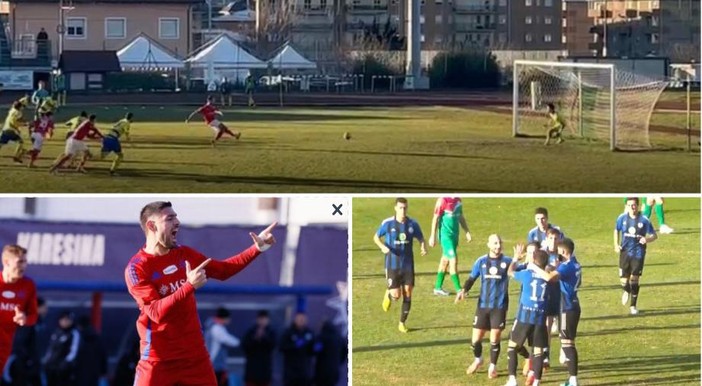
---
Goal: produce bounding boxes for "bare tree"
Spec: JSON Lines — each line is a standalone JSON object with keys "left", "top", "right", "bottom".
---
{"left": 253, "top": 0, "right": 302, "bottom": 53}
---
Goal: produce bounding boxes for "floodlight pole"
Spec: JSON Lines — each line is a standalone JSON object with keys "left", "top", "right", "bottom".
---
{"left": 58, "top": 0, "right": 64, "bottom": 59}
{"left": 687, "top": 60, "right": 693, "bottom": 151}
{"left": 602, "top": 0, "right": 608, "bottom": 57}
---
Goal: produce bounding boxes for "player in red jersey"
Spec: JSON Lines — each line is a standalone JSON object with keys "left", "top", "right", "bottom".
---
{"left": 49, "top": 114, "right": 103, "bottom": 174}
{"left": 27, "top": 111, "right": 55, "bottom": 168}
{"left": 125, "top": 201, "right": 277, "bottom": 386}
{"left": 0, "top": 244, "right": 38, "bottom": 371}
{"left": 185, "top": 95, "right": 241, "bottom": 146}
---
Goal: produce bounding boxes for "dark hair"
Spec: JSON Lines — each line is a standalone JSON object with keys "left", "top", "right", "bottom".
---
{"left": 88, "top": 114, "right": 97, "bottom": 121}
{"left": 126, "top": 112, "right": 133, "bottom": 120}
{"left": 257, "top": 310, "right": 270, "bottom": 318}
{"left": 139, "top": 201, "right": 173, "bottom": 232}
{"left": 547, "top": 103, "right": 555, "bottom": 110}
{"left": 557, "top": 238, "right": 575, "bottom": 255}
{"left": 527, "top": 242, "right": 541, "bottom": 251}
{"left": 533, "top": 250, "right": 549, "bottom": 268}
{"left": 58, "top": 310, "right": 74, "bottom": 320}
{"left": 546, "top": 228, "right": 561, "bottom": 237}
{"left": 12, "top": 101, "right": 22, "bottom": 110}
{"left": 625, "top": 197, "right": 640, "bottom": 205}
{"left": 215, "top": 307, "right": 230, "bottom": 319}
{"left": 80, "top": 111, "right": 88, "bottom": 117}
{"left": 534, "top": 207, "right": 549, "bottom": 217}
{"left": 396, "top": 198, "right": 408, "bottom": 205}
{"left": 45, "top": 111, "right": 53, "bottom": 117}
{"left": 37, "top": 297, "right": 46, "bottom": 307}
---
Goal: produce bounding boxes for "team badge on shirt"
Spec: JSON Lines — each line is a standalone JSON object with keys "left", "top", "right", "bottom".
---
{"left": 159, "top": 285, "right": 168, "bottom": 296}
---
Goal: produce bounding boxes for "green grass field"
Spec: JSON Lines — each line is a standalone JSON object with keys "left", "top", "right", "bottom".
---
{"left": 0, "top": 106, "right": 698, "bottom": 192}
{"left": 352, "top": 198, "right": 700, "bottom": 385}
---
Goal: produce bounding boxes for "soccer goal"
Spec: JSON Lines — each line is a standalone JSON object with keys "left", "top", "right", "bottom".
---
{"left": 512, "top": 60, "right": 669, "bottom": 151}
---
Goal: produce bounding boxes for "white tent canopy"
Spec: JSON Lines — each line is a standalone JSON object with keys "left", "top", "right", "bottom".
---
{"left": 269, "top": 43, "right": 317, "bottom": 70}
{"left": 186, "top": 35, "right": 267, "bottom": 69}
{"left": 117, "top": 34, "right": 184, "bottom": 69}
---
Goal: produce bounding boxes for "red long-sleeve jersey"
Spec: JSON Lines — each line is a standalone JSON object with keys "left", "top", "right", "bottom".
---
{"left": 71, "top": 120, "right": 103, "bottom": 140}
{"left": 124, "top": 244, "right": 261, "bottom": 361}
{"left": 0, "top": 276, "right": 38, "bottom": 369}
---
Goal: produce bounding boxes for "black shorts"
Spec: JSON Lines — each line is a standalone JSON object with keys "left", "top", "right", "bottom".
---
{"left": 473, "top": 307, "right": 508, "bottom": 330}
{"left": 545, "top": 285, "right": 561, "bottom": 317}
{"left": 558, "top": 307, "right": 581, "bottom": 341}
{"left": 619, "top": 251, "right": 645, "bottom": 277}
{"left": 509, "top": 320, "right": 549, "bottom": 348}
{"left": 386, "top": 268, "right": 414, "bottom": 289}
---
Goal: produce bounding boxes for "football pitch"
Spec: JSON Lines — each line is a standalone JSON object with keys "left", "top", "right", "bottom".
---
{"left": 0, "top": 105, "right": 698, "bottom": 193}
{"left": 351, "top": 198, "right": 700, "bottom": 385}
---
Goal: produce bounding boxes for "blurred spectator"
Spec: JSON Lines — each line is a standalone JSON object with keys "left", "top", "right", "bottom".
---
{"left": 205, "top": 307, "right": 241, "bottom": 386}
{"left": 242, "top": 310, "right": 276, "bottom": 386}
{"left": 245, "top": 73, "right": 256, "bottom": 108}
{"left": 1, "top": 297, "right": 49, "bottom": 386}
{"left": 313, "top": 321, "right": 346, "bottom": 386}
{"left": 74, "top": 315, "right": 107, "bottom": 386}
{"left": 111, "top": 326, "right": 140, "bottom": 386}
{"left": 43, "top": 310, "right": 79, "bottom": 386}
{"left": 207, "top": 79, "right": 218, "bottom": 93}
{"left": 36, "top": 28, "right": 48, "bottom": 41}
{"left": 219, "top": 77, "right": 232, "bottom": 107}
{"left": 279, "top": 312, "right": 315, "bottom": 386}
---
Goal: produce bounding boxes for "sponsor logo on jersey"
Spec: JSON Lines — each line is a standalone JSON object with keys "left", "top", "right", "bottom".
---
{"left": 1, "top": 291, "right": 15, "bottom": 299}
{"left": 163, "top": 265, "right": 178, "bottom": 275}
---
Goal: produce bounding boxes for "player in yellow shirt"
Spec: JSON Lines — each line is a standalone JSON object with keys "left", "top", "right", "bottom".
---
{"left": 65, "top": 111, "right": 88, "bottom": 139}
{"left": 100, "top": 112, "right": 133, "bottom": 175}
{"left": 0, "top": 102, "right": 27, "bottom": 163}
{"left": 544, "top": 103, "right": 566, "bottom": 146}
{"left": 39, "top": 96, "right": 58, "bottom": 116}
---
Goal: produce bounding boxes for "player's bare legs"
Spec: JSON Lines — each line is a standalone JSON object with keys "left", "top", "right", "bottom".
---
{"left": 49, "top": 153, "right": 71, "bottom": 173}
{"left": 219, "top": 123, "right": 240, "bottom": 140}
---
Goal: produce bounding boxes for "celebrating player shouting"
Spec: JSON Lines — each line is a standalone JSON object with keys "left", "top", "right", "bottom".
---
{"left": 185, "top": 95, "right": 241, "bottom": 146}
{"left": 125, "top": 201, "right": 277, "bottom": 386}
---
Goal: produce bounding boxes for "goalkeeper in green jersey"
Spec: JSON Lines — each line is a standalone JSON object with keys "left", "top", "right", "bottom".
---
{"left": 544, "top": 103, "right": 565, "bottom": 146}
{"left": 429, "top": 197, "right": 472, "bottom": 296}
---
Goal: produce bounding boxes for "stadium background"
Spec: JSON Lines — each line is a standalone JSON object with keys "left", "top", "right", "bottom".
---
{"left": 0, "top": 196, "right": 349, "bottom": 386}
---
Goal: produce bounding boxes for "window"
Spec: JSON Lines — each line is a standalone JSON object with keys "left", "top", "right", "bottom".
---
{"left": 420, "top": 15, "right": 425, "bottom": 23}
{"left": 544, "top": 16, "right": 551, "bottom": 24}
{"left": 499, "top": 0, "right": 506, "bottom": 5}
{"left": 435, "top": 15, "right": 442, "bottom": 23}
{"left": 525, "top": 33, "right": 532, "bottom": 42}
{"left": 562, "top": 35, "right": 566, "bottom": 43}
{"left": 544, "top": 0, "right": 552, "bottom": 6}
{"left": 159, "top": 18, "right": 179, "bottom": 39}
{"left": 525, "top": 16, "right": 532, "bottom": 24}
{"left": 66, "top": 17, "right": 86, "bottom": 39}
{"left": 525, "top": 0, "right": 531, "bottom": 5}
{"left": 562, "top": 18, "right": 566, "bottom": 27}
{"left": 373, "top": 0, "right": 380, "bottom": 7}
{"left": 436, "top": 0, "right": 442, "bottom": 4}
{"left": 320, "top": 0, "right": 327, "bottom": 7}
{"left": 544, "top": 33, "right": 552, "bottom": 42}
{"left": 420, "top": 34, "right": 425, "bottom": 42}
{"left": 304, "top": 0, "right": 311, "bottom": 9}
{"left": 499, "top": 14, "right": 506, "bottom": 24}
{"left": 105, "top": 17, "right": 126, "bottom": 39}
{"left": 498, "top": 32, "right": 506, "bottom": 42}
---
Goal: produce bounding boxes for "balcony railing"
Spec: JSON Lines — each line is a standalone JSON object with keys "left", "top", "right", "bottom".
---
{"left": 11, "top": 36, "right": 51, "bottom": 60}
{"left": 452, "top": 4, "right": 496, "bottom": 13}
{"left": 347, "top": 4, "right": 389, "bottom": 13}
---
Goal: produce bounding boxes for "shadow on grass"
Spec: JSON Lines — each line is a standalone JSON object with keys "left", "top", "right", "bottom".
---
{"left": 580, "top": 354, "right": 700, "bottom": 385}
{"left": 54, "top": 108, "right": 407, "bottom": 123}
{"left": 579, "top": 280, "right": 700, "bottom": 292}
{"left": 581, "top": 262, "right": 674, "bottom": 270}
{"left": 580, "top": 305, "right": 700, "bottom": 322}
{"left": 262, "top": 146, "right": 516, "bottom": 162}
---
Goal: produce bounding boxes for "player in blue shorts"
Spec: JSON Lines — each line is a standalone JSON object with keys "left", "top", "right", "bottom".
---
{"left": 374, "top": 198, "right": 427, "bottom": 333}
{"left": 504, "top": 249, "right": 551, "bottom": 386}
{"left": 100, "top": 112, "right": 132, "bottom": 175}
{"left": 614, "top": 197, "right": 657, "bottom": 315}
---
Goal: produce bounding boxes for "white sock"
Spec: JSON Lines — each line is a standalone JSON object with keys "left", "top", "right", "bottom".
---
{"left": 569, "top": 376, "right": 578, "bottom": 385}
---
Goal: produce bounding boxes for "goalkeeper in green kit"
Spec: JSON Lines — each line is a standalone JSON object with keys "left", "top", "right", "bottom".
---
{"left": 429, "top": 197, "right": 472, "bottom": 296}
{"left": 544, "top": 103, "right": 566, "bottom": 146}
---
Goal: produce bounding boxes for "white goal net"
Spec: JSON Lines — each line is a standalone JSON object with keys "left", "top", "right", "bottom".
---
{"left": 512, "top": 60, "right": 669, "bottom": 150}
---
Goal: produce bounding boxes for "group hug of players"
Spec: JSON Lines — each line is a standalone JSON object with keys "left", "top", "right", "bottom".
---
{"left": 374, "top": 197, "right": 659, "bottom": 386}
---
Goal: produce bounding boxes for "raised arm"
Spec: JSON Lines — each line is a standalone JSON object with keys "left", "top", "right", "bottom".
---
{"left": 204, "top": 222, "right": 277, "bottom": 281}
{"left": 185, "top": 108, "right": 201, "bottom": 122}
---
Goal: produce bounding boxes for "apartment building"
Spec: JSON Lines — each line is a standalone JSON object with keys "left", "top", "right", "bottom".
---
{"left": 562, "top": 0, "right": 595, "bottom": 56}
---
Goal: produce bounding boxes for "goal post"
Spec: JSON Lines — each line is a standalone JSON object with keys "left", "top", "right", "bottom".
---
{"left": 512, "top": 60, "right": 668, "bottom": 151}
